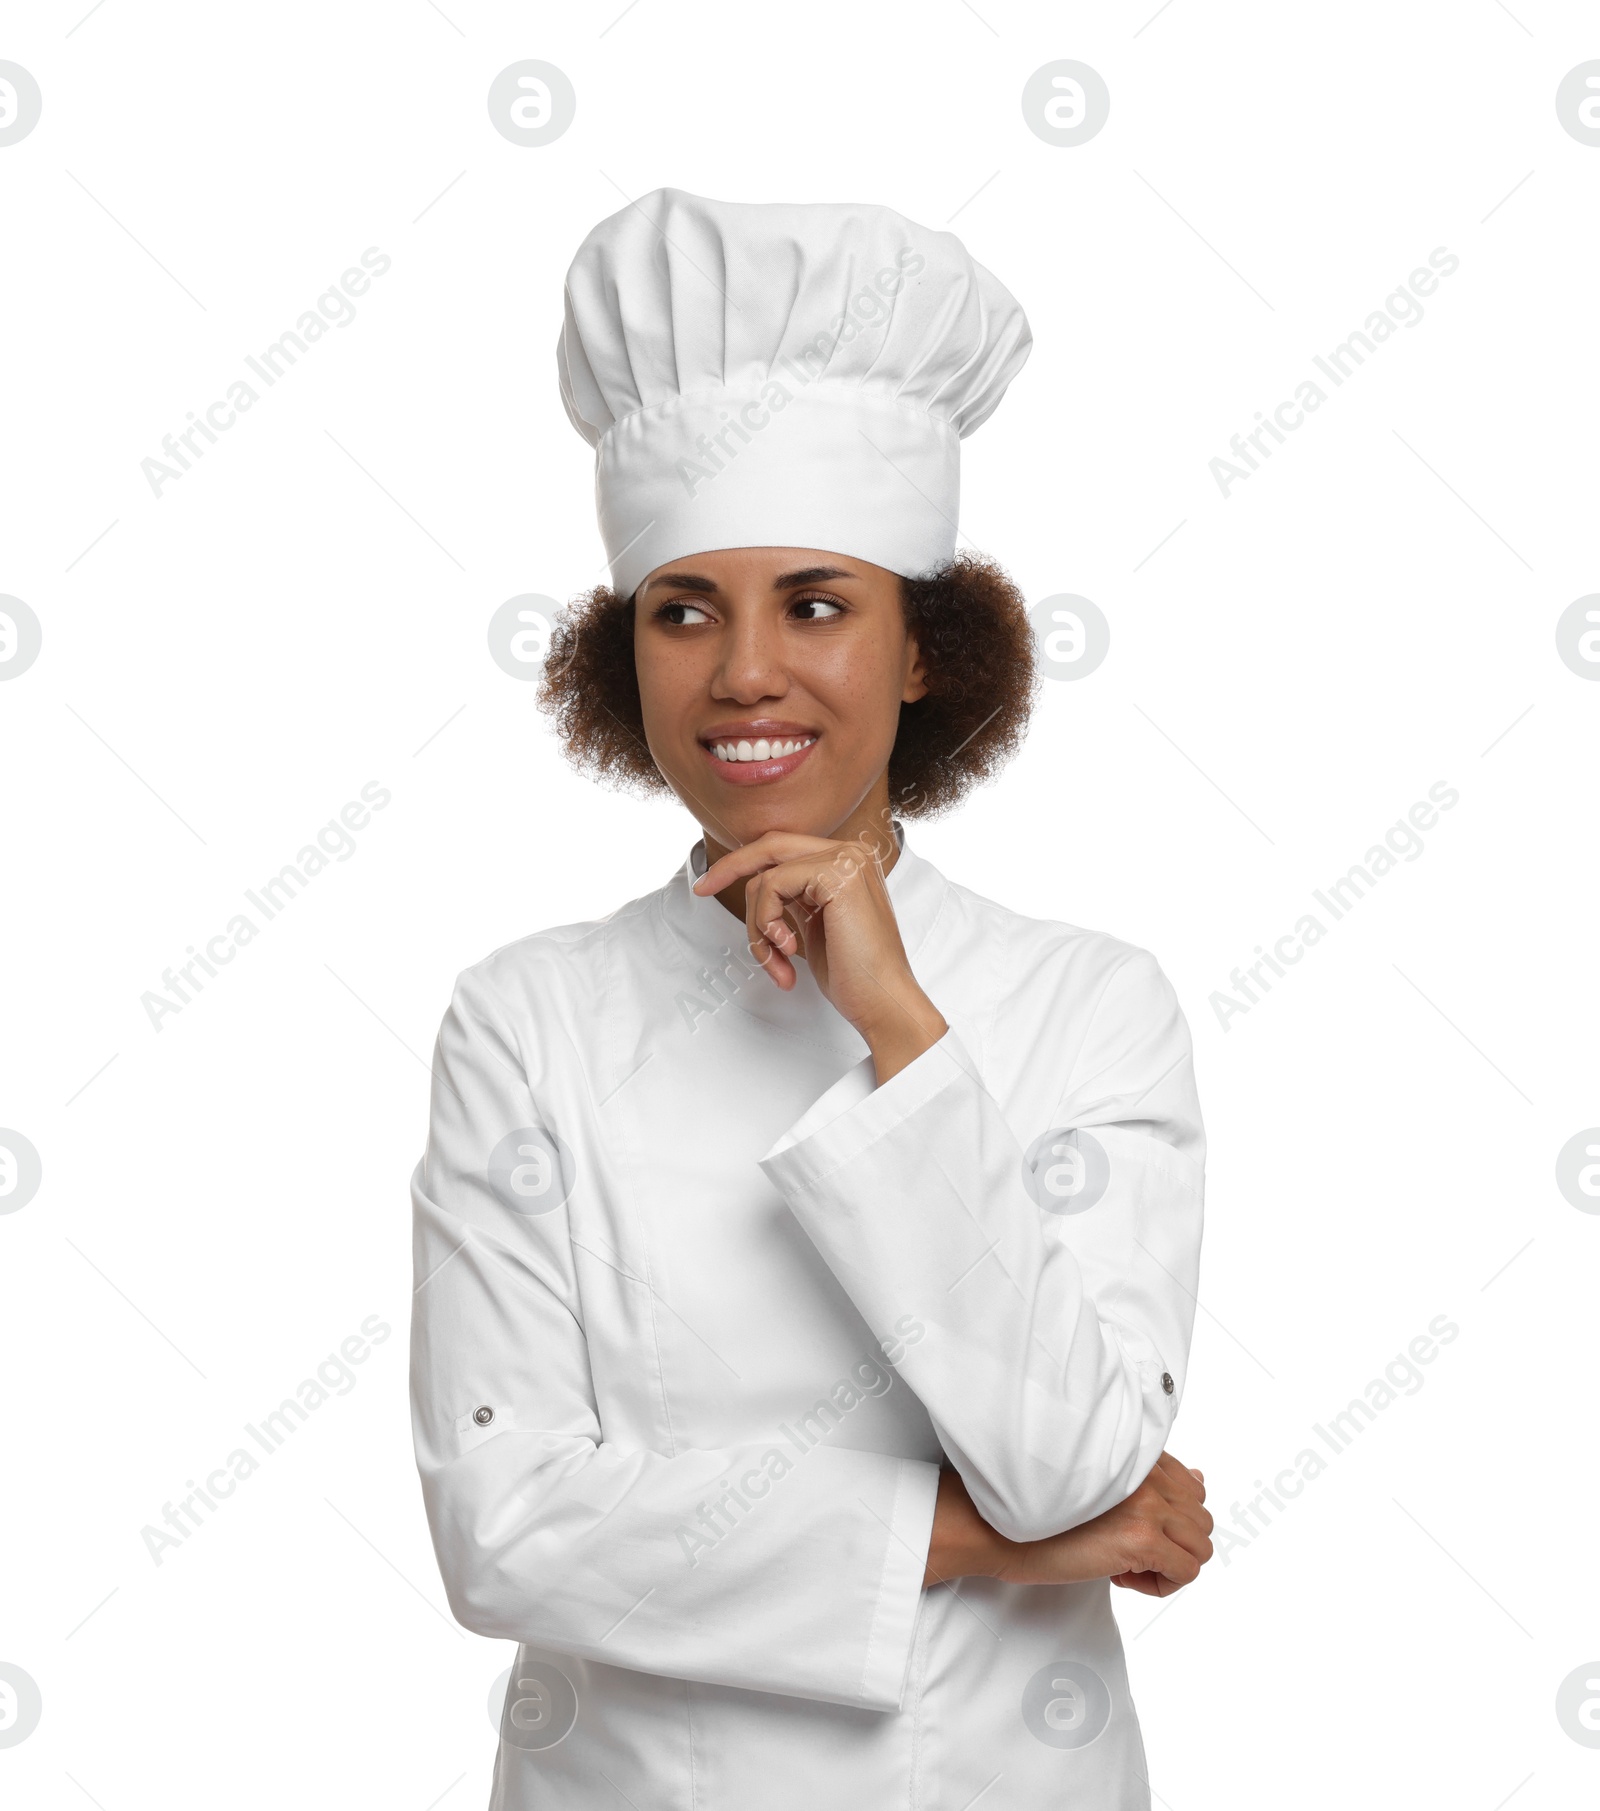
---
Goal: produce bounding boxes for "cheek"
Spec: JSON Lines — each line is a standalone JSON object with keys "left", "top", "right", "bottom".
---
{"left": 806, "top": 634, "right": 908, "bottom": 736}
{"left": 633, "top": 640, "right": 699, "bottom": 739}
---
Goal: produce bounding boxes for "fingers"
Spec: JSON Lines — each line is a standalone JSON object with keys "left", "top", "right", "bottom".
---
{"left": 1112, "top": 1568, "right": 1185, "bottom": 1598}
{"left": 1149, "top": 1455, "right": 1207, "bottom": 1515}
{"left": 699, "top": 844, "right": 820, "bottom": 989}
{"left": 744, "top": 848, "right": 877, "bottom": 988}
{"left": 689, "top": 833, "right": 823, "bottom": 989}
{"left": 749, "top": 852, "right": 857, "bottom": 930}
{"left": 744, "top": 862, "right": 825, "bottom": 990}
{"left": 1153, "top": 1477, "right": 1215, "bottom": 1572}
{"left": 1111, "top": 1571, "right": 1165, "bottom": 1596}
{"left": 696, "top": 833, "right": 897, "bottom": 999}
{"left": 747, "top": 927, "right": 796, "bottom": 990}
{"left": 745, "top": 860, "right": 822, "bottom": 986}
{"left": 692, "top": 829, "right": 834, "bottom": 896}
{"left": 1105, "top": 1496, "right": 1212, "bottom": 1585}
{"left": 1161, "top": 1506, "right": 1215, "bottom": 1569}
{"left": 742, "top": 857, "right": 836, "bottom": 989}
{"left": 747, "top": 865, "right": 823, "bottom": 943}
{"left": 1150, "top": 1535, "right": 1206, "bottom": 1587}
{"left": 1123, "top": 1460, "right": 1216, "bottom": 1581}
{"left": 739, "top": 892, "right": 795, "bottom": 989}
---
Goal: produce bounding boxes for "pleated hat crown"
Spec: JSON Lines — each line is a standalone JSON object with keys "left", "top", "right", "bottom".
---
{"left": 557, "top": 188, "right": 1032, "bottom": 596}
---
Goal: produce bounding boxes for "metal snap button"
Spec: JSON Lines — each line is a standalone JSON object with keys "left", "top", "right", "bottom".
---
{"left": 473, "top": 1405, "right": 494, "bottom": 1426}
{"left": 1160, "top": 1372, "right": 1174, "bottom": 1395}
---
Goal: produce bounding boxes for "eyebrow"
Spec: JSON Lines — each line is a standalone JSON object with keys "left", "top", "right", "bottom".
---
{"left": 640, "top": 565, "right": 856, "bottom": 596}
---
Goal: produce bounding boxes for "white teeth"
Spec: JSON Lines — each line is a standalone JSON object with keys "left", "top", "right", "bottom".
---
{"left": 710, "top": 736, "right": 816, "bottom": 763}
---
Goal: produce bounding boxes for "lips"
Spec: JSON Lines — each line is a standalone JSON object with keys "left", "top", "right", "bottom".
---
{"left": 699, "top": 726, "right": 821, "bottom": 786}
{"left": 707, "top": 733, "right": 816, "bottom": 763}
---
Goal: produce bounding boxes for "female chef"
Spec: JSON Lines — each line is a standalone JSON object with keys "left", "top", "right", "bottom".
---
{"left": 410, "top": 189, "right": 1211, "bottom": 1810}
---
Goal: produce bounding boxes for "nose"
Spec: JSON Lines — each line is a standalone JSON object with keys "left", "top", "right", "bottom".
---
{"left": 711, "top": 599, "right": 791, "bottom": 704}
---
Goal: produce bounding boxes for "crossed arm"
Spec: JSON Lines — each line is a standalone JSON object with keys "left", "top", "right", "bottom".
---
{"left": 922, "top": 1450, "right": 1214, "bottom": 1594}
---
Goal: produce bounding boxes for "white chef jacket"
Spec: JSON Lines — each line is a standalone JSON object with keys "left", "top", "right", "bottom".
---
{"left": 409, "top": 819, "right": 1205, "bottom": 1810}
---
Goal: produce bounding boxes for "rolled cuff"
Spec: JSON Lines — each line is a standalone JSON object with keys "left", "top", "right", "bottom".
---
{"left": 759, "top": 1026, "right": 979, "bottom": 1185}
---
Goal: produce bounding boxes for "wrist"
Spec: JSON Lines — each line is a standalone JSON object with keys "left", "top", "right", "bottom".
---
{"left": 861, "top": 988, "right": 948, "bottom": 1085}
{"left": 923, "top": 1467, "right": 1005, "bottom": 1588}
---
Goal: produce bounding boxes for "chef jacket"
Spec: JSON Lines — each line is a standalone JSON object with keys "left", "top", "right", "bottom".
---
{"left": 409, "top": 818, "right": 1206, "bottom": 1809}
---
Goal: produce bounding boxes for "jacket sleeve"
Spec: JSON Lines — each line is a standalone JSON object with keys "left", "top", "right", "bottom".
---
{"left": 756, "top": 947, "right": 1205, "bottom": 1544}
{"left": 408, "top": 967, "right": 940, "bottom": 1712}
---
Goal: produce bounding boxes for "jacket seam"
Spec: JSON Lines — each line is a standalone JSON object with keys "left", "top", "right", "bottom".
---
{"left": 602, "top": 911, "right": 683, "bottom": 1460}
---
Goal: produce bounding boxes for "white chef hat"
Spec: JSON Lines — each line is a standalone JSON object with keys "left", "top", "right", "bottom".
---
{"left": 557, "top": 188, "right": 1031, "bottom": 597}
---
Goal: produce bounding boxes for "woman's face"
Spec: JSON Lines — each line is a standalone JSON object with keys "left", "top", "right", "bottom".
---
{"left": 633, "top": 546, "right": 927, "bottom": 852}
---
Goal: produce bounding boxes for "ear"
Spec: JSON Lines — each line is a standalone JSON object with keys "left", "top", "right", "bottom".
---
{"left": 896, "top": 575, "right": 931, "bottom": 705}
{"left": 902, "top": 630, "right": 930, "bottom": 706}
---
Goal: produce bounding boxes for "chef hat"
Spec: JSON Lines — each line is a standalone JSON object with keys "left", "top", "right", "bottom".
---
{"left": 557, "top": 188, "right": 1031, "bottom": 597}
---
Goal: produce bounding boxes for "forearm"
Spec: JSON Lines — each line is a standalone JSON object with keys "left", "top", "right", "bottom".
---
{"left": 920, "top": 1466, "right": 1102, "bottom": 1589}
{"left": 860, "top": 977, "right": 948, "bottom": 1086}
{"left": 922, "top": 1465, "right": 1003, "bottom": 1587}
{"left": 921, "top": 1458, "right": 1214, "bottom": 1593}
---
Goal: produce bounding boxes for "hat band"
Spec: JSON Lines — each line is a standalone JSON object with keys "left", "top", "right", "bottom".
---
{"left": 594, "top": 384, "right": 959, "bottom": 596}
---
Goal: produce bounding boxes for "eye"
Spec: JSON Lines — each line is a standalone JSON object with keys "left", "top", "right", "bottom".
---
{"left": 653, "top": 598, "right": 714, "bottom": 626}
{"left": 791, "top": 592, "right": 846, "bottom": 621}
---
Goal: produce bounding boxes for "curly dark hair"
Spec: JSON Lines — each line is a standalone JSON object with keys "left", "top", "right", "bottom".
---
{"left": 535, "top": 551, "right": 1039, "bottom": 818}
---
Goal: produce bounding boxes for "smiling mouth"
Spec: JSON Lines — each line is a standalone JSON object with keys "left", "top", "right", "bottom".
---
{"left": 699, "top": 731, "right": 820, "bottom": 785}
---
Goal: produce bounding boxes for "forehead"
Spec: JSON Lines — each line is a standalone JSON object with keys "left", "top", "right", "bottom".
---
{"left": 637, "top": 547, "right": 888, "bottom": 593}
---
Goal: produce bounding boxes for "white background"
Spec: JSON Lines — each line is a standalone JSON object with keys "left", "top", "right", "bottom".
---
{"left": 2, "top": 1, "right": 1597, "bottom": 1805}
